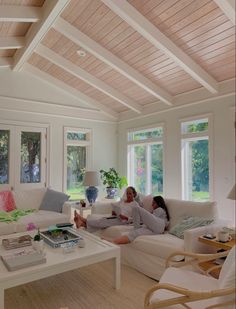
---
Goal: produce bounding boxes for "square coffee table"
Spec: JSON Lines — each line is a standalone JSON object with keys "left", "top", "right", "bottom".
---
{"left": 0, "top": 229, "right": 120, "bottom": 309}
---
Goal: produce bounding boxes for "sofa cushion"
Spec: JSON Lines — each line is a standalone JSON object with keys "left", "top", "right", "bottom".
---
{"left": 169, "top": 216, "right": 214, "bottom": 239}
{"left": 141, "top": 194, "right": 153, "bottom": 212}
{"left": 39, "top": 189, "right": 69, "bottom": 213}
{"left": 0, "top": 191, "right": 16, "bottom": 212}
{"left": 15, "top": 210, "right": 70, "bottom": 232}
{"left": 13, "top": 188, "right": 47, "bottom": 210}
{"left": 165, "top": 199, "right": 217, "bottom": 230}
{"left": 0, "top": 221, "right": 17, "bottom": 236}
{"left": 131, "top": 233, "right": 184, "bottom": 261}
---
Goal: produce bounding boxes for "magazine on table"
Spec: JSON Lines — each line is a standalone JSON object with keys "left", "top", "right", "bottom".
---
{"left": 1, "top": 247, "right": 46, "bottom": 271}
{"left": 2, "top": 234, "right": 32, "bottom": 250}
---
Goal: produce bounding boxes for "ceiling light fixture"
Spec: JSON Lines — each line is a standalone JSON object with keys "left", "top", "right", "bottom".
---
{"left": 77, "top": 50, "right": 87, "bottom": 57}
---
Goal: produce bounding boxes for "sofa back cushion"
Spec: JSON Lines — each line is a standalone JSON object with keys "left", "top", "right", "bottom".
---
{"left": 39, "top": 188, "right": 69, "bottom": 213}
{"left": 165, "top": 198, "right": 218, "bottom": 230}
{"left": 13, "top": 188, "right": 47, "bottom": 210}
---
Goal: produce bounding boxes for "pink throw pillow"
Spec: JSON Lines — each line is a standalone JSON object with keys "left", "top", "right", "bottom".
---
{"left": 0, "top": 191, "right": 16, "bottom": 212}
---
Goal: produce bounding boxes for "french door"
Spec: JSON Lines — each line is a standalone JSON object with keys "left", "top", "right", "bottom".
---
{"left": 0, "top": 125, "right": 47, "bottom": 191}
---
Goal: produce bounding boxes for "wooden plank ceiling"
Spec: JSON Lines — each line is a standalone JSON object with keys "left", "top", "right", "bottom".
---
{"left": 0, "top": 0, "right": 235, "bottom": 120}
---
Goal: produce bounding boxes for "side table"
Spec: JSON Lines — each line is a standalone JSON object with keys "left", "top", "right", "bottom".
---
{"left": 198, "top": 236, "right": 236, "bottom": 278}
{"left": 68, "top": 201, "right": 93, "bottom": 218}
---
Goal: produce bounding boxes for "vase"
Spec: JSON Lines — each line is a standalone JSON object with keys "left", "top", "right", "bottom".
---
{"left": 106, "top": 187, "right": 118, "bottom": 199}
{"left": 32, "top": 239, "right": 45, "bottom": 254}
{"left": 85, "top": 186, "right": 98, "bottom": 204}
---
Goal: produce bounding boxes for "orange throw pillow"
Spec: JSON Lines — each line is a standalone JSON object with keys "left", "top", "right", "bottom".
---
{"left": 0, "top": 191, "right": 16, "bottom": 212}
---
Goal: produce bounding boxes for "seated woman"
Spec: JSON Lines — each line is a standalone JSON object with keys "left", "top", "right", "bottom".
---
{"left": 112, "top": 196, "right": 169, "bottom": 244}
{"left": 74, "top": 186, "right": 139, "bottom": 232}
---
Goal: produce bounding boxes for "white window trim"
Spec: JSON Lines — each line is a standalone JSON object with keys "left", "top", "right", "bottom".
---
{"left": 0, "top": 123, "right": 48, "bottom": 191}
{"left": 127, "top": 123, "right": 165, "bottom": 195}
{"left": 180, "top": 114, "right": 213, "bottom": 201}
{"left": 63, "top": 126, "right": 92, "bottom": 194}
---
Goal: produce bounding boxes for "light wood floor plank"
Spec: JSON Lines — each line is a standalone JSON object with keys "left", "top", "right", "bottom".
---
{"left": 5, "top": 260, "right": 156, "bottom": 309}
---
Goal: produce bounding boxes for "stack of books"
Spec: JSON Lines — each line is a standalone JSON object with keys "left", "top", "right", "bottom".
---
{"left": 1, "top": 247, "right": 46, "bottom": 271}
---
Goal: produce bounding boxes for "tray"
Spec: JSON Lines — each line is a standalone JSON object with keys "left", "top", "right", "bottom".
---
{"left": 40, "top": 228, "right": 82, "bottom": 248}
{"left": 2, "top": 235, "right": 32, "bottom": 250}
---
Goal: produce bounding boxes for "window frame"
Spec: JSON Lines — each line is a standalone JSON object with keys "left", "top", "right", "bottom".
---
{"left": 127, "top": 123, "right": 165, "bottom": 195}
{"left": 0, "top": 122, "right": 48, "bottom": 191}
{"left": 180, "top": 114, "right": 213, "bottom": 201}
{"left": 63, "top": 127, "right": 92, "bottom": 197}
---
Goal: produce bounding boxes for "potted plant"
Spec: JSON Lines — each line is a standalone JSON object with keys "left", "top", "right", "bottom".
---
{"left": 100, "top": 168, "right": 127, "bottom": 199}
{"left": 32, "top": 228, "right": 44, "bottom": 253}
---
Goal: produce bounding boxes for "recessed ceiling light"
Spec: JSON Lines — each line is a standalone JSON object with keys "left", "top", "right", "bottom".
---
{"left": 77, "top": 50, "right": 87, "bottom": 57}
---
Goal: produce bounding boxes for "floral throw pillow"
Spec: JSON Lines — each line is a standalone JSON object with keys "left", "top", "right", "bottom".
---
{"left": 0, "top": 191, "right": 16, "bottom": 212}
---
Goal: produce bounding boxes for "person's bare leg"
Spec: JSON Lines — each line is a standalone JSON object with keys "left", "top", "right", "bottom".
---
{"left": 74, "top": 210, "right": 86, "bottom": 228}
{"left": 113, "top": 235, "right": 130, "bottom": 244}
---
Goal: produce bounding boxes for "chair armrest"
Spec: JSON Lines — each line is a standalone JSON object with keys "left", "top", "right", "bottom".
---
{"left": 144, "top": 283, "right": 236, "bottom": 309}
{"left": 184, "top": 223, "right": 225, "bottom": 253}
{"left": 165, "top": 250, "right": 230, "bottom": 270}
{"left": 91, "top": 201, "right": 113, "bottom": 215}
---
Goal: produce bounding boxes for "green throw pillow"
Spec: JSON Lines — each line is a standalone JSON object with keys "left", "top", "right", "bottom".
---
{"left": 169, "top": 216, "right": 214, "bottom": 239}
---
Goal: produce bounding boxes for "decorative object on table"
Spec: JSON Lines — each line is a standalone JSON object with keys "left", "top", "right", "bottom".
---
{"left": 1, "top": 247, "right": 46, "bottom": 271}
{"left": 100, "top": 168, "right": 127, "bottom": 199}
{"left": 83, "top": 171, "right": 100, "bottom": 204}
{"left": 217, "top": 230, "right": 232, "bottom": 242}
{"left": 40, "top": 228, "right": 83, "bottom": 248}
{"left": 32, "top": 228, "right": 45, "bottom": 253}
{"left": 2, "top": 235, "right": 32, "bottom": 250}
{"left": 27, "top": 222, "right": 37, "bottom": 231}
{"left": 80, "top": 199, "right": 86, "bottom": 207}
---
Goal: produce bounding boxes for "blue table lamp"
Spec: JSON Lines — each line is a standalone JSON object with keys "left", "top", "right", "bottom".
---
{"left": 83, "top": 171, "right": 100, "bottom": 204}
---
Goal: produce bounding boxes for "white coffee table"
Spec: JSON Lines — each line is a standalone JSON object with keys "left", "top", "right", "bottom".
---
{"left": 0, "top": 229, "right": 120, "bottom": 309}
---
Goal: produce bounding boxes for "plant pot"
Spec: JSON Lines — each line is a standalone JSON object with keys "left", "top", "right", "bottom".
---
{"left": 106, "top": 187, "right": 118, "bottom": 199}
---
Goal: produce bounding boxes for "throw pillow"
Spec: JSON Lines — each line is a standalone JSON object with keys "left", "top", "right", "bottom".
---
{"left": 39, "top": 189, "right": 69, "bottom": 213}
{"left": 0, "top": 191, "right": 16, "bottom": 212}
{"left": 169, "top": 216, "right": 214, "bottom": 239}
{"left": 141, "top": 194, "right": 153, "bottom": 212}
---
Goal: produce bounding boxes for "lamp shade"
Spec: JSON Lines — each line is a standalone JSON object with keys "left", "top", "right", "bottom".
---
{"left": 227, "top": 184, "right": 236, "bottom": 200}
{"left": 83, "top": 171, "right": 100, "bottom": 186}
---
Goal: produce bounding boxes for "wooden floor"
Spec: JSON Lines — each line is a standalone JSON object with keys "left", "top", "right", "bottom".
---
{"left": 5, "top": 261, "right": 156, "bottom": 309}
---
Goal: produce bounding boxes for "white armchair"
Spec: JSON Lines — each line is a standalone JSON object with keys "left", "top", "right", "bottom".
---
{"left": 144, "top": 246, "right": 236, "bottom": 309}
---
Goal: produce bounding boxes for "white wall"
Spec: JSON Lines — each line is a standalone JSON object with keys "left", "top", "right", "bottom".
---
{"left": 0, "top": 69, "right": 118, "bottom": 196}
{"left": 117, "top": 95, "right": 235, "bottom": 225}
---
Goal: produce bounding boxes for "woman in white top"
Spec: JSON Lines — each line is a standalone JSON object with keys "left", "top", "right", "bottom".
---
{"left": 112, "top": 195, "right": 169, "bottom": 244}
{"left": 74, "top": 186, "right": 139, "bottom": 231}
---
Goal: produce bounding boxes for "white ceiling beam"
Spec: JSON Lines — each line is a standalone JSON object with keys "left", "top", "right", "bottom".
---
{"left": 0, "top": 57, "right": 13, "bottom": 68}
{"left": 36, "top": 44, "right": 142, "bottom": 114}
{"left": 0, "top": 5, "right": 41, "bottom": 22}
{"left": 214, "top": 0, "right": 235, "bottom": 25}
{"left": 0, "top": 37, "right": 25, "bottom": 49}
{"left": 102, "top": 0, "right": 219, "bottom": 94}
{"left": 54, "top": 17, "right": 173, "bottom": 106}
{"left": 13, "top": 0, "right": 70, "bottom": 72}
{"left": 24, "top": 63, "right": 119, "bottom": 120}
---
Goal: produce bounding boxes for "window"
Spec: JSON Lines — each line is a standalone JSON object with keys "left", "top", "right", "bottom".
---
{"left": 127, "top": 126, "right": 164, "bottom": 195}
{"left": 181, "top": 117, "right": 211, "bottom": 201}
{"left": 0, "top": 125, "right": 47, "bottom": 191}
{"left": 64, "top": 127, "right": 91, "bottom": 200}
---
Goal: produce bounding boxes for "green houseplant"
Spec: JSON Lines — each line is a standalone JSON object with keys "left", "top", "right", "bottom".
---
{"left": 100, "top": 168, "right": 127, "bottom": 199}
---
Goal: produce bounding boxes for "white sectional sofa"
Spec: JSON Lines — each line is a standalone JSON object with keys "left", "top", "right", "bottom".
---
{"left": 91, "top": 197, "right": 224, "bottom": 280}
{"left": 0, "top": 188, "right": 71, "bottom": 236}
